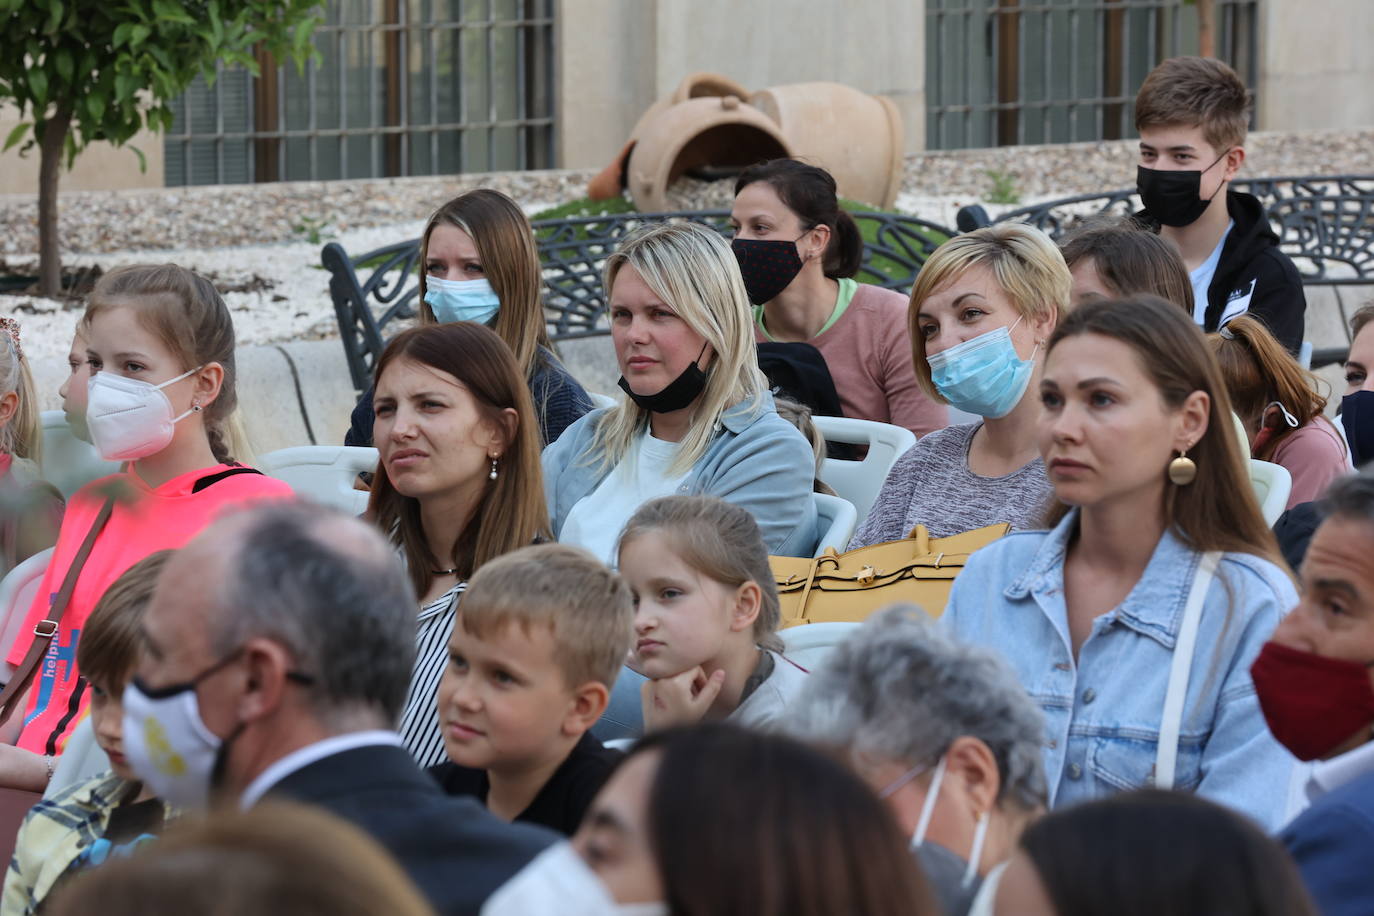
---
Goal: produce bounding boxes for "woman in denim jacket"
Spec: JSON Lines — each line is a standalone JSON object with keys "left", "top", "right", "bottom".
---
{"left": 943, "top": 296, "right": 1298, "bottom": 831}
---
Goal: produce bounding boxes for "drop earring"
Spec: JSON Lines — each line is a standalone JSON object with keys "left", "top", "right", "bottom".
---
{"left": 489, "top": 457, "right": 499, "bottom": 480}
{"left": 1168, "top": 448, "right": 1197, "bottom": 486}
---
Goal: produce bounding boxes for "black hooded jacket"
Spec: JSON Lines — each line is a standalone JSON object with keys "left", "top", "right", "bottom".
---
{"left": 1140, "top": 189, "right": 1307, "bottom": 353}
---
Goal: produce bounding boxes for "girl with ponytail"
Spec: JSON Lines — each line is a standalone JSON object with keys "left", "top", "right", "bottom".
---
{"left": 0, "top": 265, "right": 292, "bottom": 789}
{"left": 730, "top": 159, "right": 948, "bottom": 437}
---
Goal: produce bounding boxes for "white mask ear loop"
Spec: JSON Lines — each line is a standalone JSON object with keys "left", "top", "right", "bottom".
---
{"left": 962, "top": 809, "right": 990, "bottom": 889}
{"left": 161, "top": 365, "right": 205, "bottom": 423}
{"left": 910, "top": 755, "right": 947, "bottom": 849}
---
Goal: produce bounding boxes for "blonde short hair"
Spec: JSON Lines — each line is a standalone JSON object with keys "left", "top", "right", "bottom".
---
{"left": 594, "top": 221, "right": 768, "bottom": 476}
{"left": 457, "top": 543, "right": 634, "bottom": 688}
{"left": 907, "top": 223, "right": 1071, "bottom": 401}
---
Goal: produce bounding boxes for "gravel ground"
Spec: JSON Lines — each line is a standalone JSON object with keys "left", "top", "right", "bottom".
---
{"left": 3, "top": 126, "right": 1371, "bottom": 367}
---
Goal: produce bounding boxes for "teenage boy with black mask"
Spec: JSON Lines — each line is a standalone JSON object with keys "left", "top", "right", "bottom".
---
{"left": 1133, "top": 56, "right": 1306, "bottom": 354}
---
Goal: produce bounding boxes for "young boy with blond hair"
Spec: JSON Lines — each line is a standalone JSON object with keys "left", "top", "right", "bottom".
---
{"left": 429, "top": 543, "right": 634, "bottom": 835}
{"left": 1133, "top": 55, "right": 1305, "bottom": 353}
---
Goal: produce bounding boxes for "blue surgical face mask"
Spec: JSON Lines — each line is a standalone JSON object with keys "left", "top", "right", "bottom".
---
{"left": 424, "top": 275, "right": 501, "bottom": 325}
{"left": 926, "top": 317, "right": 1039, "bottom": 419}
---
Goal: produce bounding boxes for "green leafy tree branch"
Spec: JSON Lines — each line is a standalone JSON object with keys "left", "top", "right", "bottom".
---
{"left": 0, "top": 0, "right": 321, "bottom": 295}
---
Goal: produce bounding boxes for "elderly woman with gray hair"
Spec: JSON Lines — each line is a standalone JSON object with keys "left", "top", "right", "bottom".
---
{"left": 788, "top": 605, "right": 1047, "bottom": 916}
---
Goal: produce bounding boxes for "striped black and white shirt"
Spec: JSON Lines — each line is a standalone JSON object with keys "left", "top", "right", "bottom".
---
{"left": 398, "top": 581, "right": 465, "bottom": 768}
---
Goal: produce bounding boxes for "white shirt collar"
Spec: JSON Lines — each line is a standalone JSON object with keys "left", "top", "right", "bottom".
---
{"left": 239, "top": 730, "right": 405, "bottom": 810}
{"left": 1305, "top": 739, "right": 1374, "bottom": 803}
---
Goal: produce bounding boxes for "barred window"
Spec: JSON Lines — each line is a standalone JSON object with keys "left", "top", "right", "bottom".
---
{"left": 164, "top": 0, "right": 554, "bottom": 185}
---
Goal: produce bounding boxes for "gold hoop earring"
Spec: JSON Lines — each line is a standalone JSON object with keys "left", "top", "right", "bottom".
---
{"left": 1168, "top": 449, "right": 1197, "bottom": 486}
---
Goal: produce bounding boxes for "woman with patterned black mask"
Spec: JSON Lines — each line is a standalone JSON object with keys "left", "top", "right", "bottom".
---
{"left": 730, "top": 159, "right": 946, "bottom": 439}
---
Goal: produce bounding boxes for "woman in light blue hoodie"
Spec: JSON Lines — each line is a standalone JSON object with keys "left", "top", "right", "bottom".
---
{"left": 943, "top": 295, "right": 1297, "bottom": 831}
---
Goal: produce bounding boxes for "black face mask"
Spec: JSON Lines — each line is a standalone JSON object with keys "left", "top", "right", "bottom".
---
{"left": 618, "top": 342, "right": 710, "bottom": 413}
{"left": 731, "top": 236, "right": 806, "bottom": 305}
{"left": 1343, "top": 390, "right": 1374, "bottom": 468}
{"left": 1136, "top": 149, "right": 1230, "bottom": 228}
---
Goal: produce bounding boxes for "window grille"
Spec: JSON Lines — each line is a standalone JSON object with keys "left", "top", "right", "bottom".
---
{"left": 164, "top": 0, "right": 554, "bottom": 185}
{"left": 925, "top": 0, "right": 1258, "bottom": 150}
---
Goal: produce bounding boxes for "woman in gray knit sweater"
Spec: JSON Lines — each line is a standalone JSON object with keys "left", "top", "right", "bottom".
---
{"left": 851, "top": 225, "right": 1070, "bottom": 547}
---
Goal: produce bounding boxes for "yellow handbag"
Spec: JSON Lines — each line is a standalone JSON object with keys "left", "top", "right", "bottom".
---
{"left": 771, "top": 523, "right": 1011, "bottom": 627}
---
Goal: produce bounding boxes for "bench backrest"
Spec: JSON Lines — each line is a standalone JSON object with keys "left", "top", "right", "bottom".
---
{"left": 323, "top": 209, "right": 957, "bottom": 392}
{"left": 957, "top": 175, "right": 1374, "bottom": 287}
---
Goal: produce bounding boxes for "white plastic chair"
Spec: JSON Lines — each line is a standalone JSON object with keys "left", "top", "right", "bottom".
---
{"left": 813, "top": 416, "right": 916, "bottom": 523}
{"left": 256, "top": 446, "right": 379, "bottom": 516}
{"left": 812, "top": 492, "right": 858, "bottom": 558}
{"left": 588, "top": 391, "right": 617, "bottom": 410}
{"left": 780, "top": 621, "right": 860, "bottom": 671}
{"left": 44, "top": 718, "right": 110, "bottom": 799}
{"left": 1249, "top": 459, "right": 1292, "bottom": 526}
{"left": 0, "top": 548, "right": 52, "bottom": 683}
{"left": 38, "top": 411, "right": 119, "bottom": 499}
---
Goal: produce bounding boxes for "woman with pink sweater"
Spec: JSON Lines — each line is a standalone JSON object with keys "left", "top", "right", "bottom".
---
{"left": 730, "top": 159, "right": 947, "bottom": 439}
{"left": 1208, "top": 314, "right": 1351, "bottom": 508}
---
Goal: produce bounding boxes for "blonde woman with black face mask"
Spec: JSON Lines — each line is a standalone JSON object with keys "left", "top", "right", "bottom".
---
{"left": 542, "top": 221, "right": 817, "bottom": 566}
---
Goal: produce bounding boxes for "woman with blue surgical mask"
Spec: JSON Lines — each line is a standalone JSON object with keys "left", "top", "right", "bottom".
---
{"left": 346, "top": 189, "right": 592, "bottom": 449}
{"left": 850, "top": 224, "right": 1068, "bottom": 547}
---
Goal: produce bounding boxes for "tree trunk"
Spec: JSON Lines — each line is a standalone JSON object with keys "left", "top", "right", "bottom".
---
{"left": 1198, "top": 0, "right": 1216, "bottom": 59}
{"left": 37, "top": 106, "right": 73, "bottom": 298}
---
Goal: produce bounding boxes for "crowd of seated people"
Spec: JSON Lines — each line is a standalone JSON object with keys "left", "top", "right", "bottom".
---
{"left": 4, "top": 52, "right": 1374, "bottom": 916}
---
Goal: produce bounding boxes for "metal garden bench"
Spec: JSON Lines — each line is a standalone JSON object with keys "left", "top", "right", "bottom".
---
{"left": 956, "top": 175, "right": 1374, "bottom": 368}
{"left": 322, "top": 209, "right": 957, "bottom": 393}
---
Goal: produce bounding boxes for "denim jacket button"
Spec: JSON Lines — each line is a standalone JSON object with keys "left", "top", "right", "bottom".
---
{"left": 1082, "top": 688, "right": 1097, "bottom": 704}
{"left": 1068, "top": 763, "right": 1083, "bottom": 780}
{"left": 1046, "top": 739, "right": 1057, "bottom": 749}
{"left": 1054, "top": 662, "right": 1071, "bottom": 672}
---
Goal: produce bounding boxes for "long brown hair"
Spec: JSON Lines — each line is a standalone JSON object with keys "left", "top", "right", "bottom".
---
{"left": 632, "top": 724, "right": 938, "bottom": 916}
{"left": 1044, "top": 296, "right": 1280, "bottom": 565}
{"left": 83, "top": 264, "right": 245, "bottom": 464}
{"left": 417, "top": 188, "right": 551, "bottom": 380}
{"left": 367, "top": 323, "right": 550, "bottom": 597}
{"left": 1207, "top": 314, "right": 1329, "bottom": 460}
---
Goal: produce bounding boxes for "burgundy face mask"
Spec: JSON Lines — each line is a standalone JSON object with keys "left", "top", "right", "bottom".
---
{"left": 1251, "top": 641, "right": 1374, "bottom": 761}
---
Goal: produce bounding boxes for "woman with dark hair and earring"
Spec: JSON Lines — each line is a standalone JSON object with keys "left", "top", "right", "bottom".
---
{"left": 368, "top": 321, "right": 551, "bottom": 767}
{"left": 483, "top": 723, "right": 939, "bottom": 916}
{"left": 347, "top": 188, "right": 592, "bottom": 448}
{"left": 730, "top": 159, "right": 947, "bottom": 438}
{"left": 943, "top": 295, "right": 1298, "bottom": 831}
{"left": 994, "top": 789, "right": 1316, "bottom": 916}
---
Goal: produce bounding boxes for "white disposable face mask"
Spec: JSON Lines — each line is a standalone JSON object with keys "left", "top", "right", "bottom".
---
{"left": 121, "top": 661, "right": 233, "bottom": 811}
{"left": 481, "top": 842, "right": 668, "bottom": 916}
{"left": 86, "top": 365, "right": 203, "bottom": 461}
{"left": 900, "top": 756, "right": 990, "bottom": 890}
